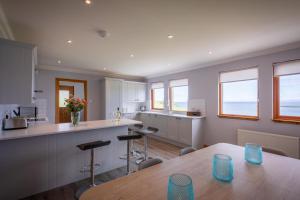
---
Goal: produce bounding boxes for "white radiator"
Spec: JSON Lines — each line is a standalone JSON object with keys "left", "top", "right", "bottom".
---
{"left": 237, "top": 129, "right": 299, "bottom": 159}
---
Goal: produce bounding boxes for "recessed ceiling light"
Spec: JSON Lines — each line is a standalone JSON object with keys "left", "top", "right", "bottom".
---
{"left": 103, "top": 67, "right": 107, "bottom": 70}
{"left": 167, "top": 35, "right": 174, "bottom": 39}
{"left": 84, "top": 0, "right": 92, "bottom": 5}
{"left": 167, "top": 63, "right": 171, "bottom": 66}
{"left": 67, "top": 40, "right": 72, "bottom": 44}
{"left": 208, "top": 51, "right": 213, "bottom": 55}
{"left": 57, "top": 60, "right": 61, "bottom": 64}
{"left": 130, "top": 54, "right": 134, "bottom": 58}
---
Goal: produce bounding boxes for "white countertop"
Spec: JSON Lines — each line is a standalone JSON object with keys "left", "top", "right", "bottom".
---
{"left": 137, "top": 111, "right": 205, "bottom": 119}
{"left": 0, "top": 119, "right": 141, "bottom": 141}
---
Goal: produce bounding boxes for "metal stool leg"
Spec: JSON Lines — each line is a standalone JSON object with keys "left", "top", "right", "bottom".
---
{"left": 144, "top": 136, "right": 148, "bottom": 160}
{"left": 126, "top": 140, "right": 130, "bottom": 174}
{"left": 90, "top": 148, "right": 96, "bottom": 187}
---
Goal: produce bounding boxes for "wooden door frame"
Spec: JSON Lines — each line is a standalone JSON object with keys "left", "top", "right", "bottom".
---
{"left": 55, "top": 78, "right": 88, "bottom": 123}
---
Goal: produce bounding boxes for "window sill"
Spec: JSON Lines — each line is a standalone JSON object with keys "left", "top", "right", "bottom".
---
{"left": 218, "top": 114, "right": 259, "bottom": 121}
{"left": 151, "top": 108, "right": 164, "bottom": 111}
{"left": 272, "top": 118, "right": 300, "bottom": 124}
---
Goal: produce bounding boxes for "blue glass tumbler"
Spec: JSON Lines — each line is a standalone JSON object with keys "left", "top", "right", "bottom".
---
{"left": 167, "top": 173, "right": 194, "bottom": 200}
{"left": 212, "top": 154, "right": 234, "bottom": 182}
{"left": 245, "top": 143, "right": 262, "bottom": 165}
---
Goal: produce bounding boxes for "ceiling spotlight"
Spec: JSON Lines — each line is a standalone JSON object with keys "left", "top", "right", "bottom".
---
{"left": 84, "top": 0, "right": 92, "bottom": 5}
{"left": 103, "top": 67, "right": 107, "bottom": 71}
{"left": 130, "top": 54, "right": 134, "bottom": 58}
{"left": 167, "top": 63, "right": 171, "bottom": 66}
{"left": 167, "top": 35, "right": 174, "bottom": 39}
{"left": 208, "top": 51, "right": 213, "bottom": 55}
{"left": 67, "top": 40, "right": 72, "bottom": 44}
{"left": 57, "top": 60, "right": 61, "bottom": 64}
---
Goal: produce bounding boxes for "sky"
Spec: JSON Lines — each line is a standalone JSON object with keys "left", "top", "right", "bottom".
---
{"left": 280, "top": 74, "right": 300, "bottom": 101}
{"left": 223, "top": 80, "right": 258, "bottom": 102}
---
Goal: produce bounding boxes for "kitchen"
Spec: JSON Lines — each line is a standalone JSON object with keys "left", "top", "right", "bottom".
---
{"left": 1, "top": 1, "right": 300, "bottom": 200}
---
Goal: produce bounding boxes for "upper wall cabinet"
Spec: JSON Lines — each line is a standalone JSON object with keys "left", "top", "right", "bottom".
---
{"left": 124, "top": 81, "right": 146, "bottom": 102}
{"left": 0, "top": 39, "right": 36, "bottom": 105}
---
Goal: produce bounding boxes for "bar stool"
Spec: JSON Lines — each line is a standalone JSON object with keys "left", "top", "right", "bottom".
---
{"left": 138, "top": 158, "right": 163, "bottom": 170}
{"left": 135, "top": 126, "right": 159, "bottom": 164}
{"left": 119, "top": 124, "right": 144, "bottom": 160}
{"left": 75, "top": 140, "right": 111, "bottom": 199}
{"left": 179, "top": 147, "right": 196, "bottom": 156}
{"left": 117, "top": 134, "right": 142, "bottom": 174}
{"left": 128, "top": 124, "right": 144, "bottom": 156}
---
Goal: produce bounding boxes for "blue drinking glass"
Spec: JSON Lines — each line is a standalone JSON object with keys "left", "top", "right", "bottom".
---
{"left": 245, "top": 143, "right": 262, "bottom": 165}
{"left": 212, "top": 154, "right": 234, "bottom": 182}
{"left": 167, "top": 173, "right": 194, "bottom": 200}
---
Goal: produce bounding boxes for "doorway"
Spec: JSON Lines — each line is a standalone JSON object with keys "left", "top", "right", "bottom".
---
{"left": 55, "top": 78, "right": 88, "bottom": 123}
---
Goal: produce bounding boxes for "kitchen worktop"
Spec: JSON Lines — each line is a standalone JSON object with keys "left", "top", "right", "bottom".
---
{"left": 0, "top": 119, "right": 141, "bottom": 141}
{"left": 137, "top": 111, "right": 205, "bottom": 119}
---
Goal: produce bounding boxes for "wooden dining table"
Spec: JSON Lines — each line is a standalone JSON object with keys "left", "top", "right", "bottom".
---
{"left": 80, "top": 143, "right": 300, "bottom": 200}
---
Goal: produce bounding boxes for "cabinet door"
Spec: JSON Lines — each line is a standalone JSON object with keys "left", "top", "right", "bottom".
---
{"left": 178, "top": 118, "right": 192, "bottom": 145}
{"left": 136, "top": 83, "right": 146, "bottom": 102}
{"left": 155, "top": 115, "right": 168, "bottom": 138}
{"left": 0, "top": 40, "right": 34, "bottom": 105}
{"left": 105, "top": 79, "right": 122, "bottom": 119}
{"left": 127, "top": 82, "right": 136, "bottom": 102}
{"left": 167, "top": 117, "right": 179, "bottom": 141}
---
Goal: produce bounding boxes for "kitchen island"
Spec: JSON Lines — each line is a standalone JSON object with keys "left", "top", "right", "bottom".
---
{"left": 0, "top": 119, "right": 141, "bottom": 200}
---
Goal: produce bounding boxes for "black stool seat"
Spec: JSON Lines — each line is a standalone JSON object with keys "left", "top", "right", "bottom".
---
{"left": 117, "top": 134, "right": 142, "bottom": 141}
{"left": 77, "top": 140, "right": 111, "bottom": 151}
{"left": 128, "top": 124, "right": 144, "bottom": 132}
{"left": 136, "top": 127, "right": 158, "bottom": 135}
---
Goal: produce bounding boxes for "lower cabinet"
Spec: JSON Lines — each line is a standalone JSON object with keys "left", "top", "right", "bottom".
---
{"left": 138, "top": 113, "right": 204, "bottom": 148}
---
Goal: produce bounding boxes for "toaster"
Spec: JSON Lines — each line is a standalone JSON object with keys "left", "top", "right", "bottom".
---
{"left": 2, "top": 118, "right": 28, "bottom": 130}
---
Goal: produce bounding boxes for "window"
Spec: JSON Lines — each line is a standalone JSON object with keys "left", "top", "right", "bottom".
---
{"left": 151, "top": 82, "right": 164, "bottom": 110}
{"left": 169, "top": 79, "right": 188, "bottom": 112}
{"left": 219, "top": 68, "right": 259, "bottom": 120}
{"left": 59, "top": 90, "right": 69, "bottom": 107}
{"left": 273, "top": 60, "right": 300, "bottom": 123}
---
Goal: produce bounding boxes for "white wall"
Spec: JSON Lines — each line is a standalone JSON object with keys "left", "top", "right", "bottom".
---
{"left": 147, "top": 47, "right": 300, "bottom": 146}
{"left": 35, "top": 69, "right": 103, "bottom": 123}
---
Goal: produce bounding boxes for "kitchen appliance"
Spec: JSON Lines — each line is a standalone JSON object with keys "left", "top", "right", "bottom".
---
{"left": 187, "top": 111, "right": 201, "bottom": 116}
{"left": 2, "top": 118, "right": 28, "bottom": 130}
{"left": 140, "top": 106, "right": 146, "bottom": 112}
{"left": 18, "top": 106, "right": 37, "bottom": 118}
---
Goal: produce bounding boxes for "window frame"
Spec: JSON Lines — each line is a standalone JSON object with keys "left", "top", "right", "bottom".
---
{"left": 150, "top": 83, "right": 165, "bottom": 110}
{"left": 218, "top": 68, "right": 259, "bottom": 120}
{"left": 273, "top": 59, "right": 300, "bottom": 124}
{"left": 169, "top": 82, "right": 189, "bottom": 112}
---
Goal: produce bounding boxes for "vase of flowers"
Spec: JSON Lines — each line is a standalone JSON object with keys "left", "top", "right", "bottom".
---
{"left": 65, "top": 96, "right": 87, "bottom": 126}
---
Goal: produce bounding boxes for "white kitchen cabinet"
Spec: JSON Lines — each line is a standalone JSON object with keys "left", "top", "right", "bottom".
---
{"left": 167, "top": 117, "right": 179, "bottom": 141}
{"left": 178, "top": 118, "right": 192, "bottom": 145}
{"left": 127, "top": 82, "right": 136, "bottom": 102}
{"left": 138, "top": 113, "right": 204, "bottom": 148}
{"left": 125, "top": 81, "right": 146, "bottom": 102}
{"left": 0, "top": 38, "right": 36, "bottom": 105}
{"left": 136, "top": 83, "right": 146, "bottom": 102}
{"left": 102, "top": 79, "right": 146, "bottom": 119}
{"left": 104, "top": 78, "right": 123, "bottom": 119}
{"left": 151, "top": 114, "right": 168, "bottom": 138}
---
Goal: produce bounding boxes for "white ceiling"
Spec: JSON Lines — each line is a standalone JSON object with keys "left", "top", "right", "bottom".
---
{"left": 1, "top": 0, "right": 300, "bottom": 78}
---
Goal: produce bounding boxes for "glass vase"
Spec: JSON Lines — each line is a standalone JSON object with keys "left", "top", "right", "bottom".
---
{"left": 212, "top": 154, "right": 234, "bottom": 182}
{"left": 245, "top": 143, "right": 263, "bottom": 165}
{"left": 167, "top": 173, "right": 194, "bottom": 200}
{"left": 71, "top": 111, "right": 80, "bottom": 126}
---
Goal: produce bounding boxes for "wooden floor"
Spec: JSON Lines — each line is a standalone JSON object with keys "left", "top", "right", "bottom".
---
{"left": 22, "top": 138, "right": 181, "bottom": 200}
